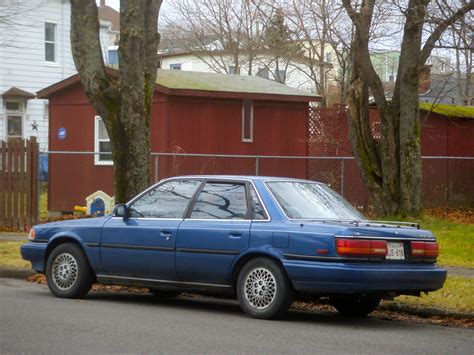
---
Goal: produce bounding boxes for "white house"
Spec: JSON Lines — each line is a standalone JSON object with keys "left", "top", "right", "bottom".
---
{"left": 0, "top": 0, "right": 110, "bottom": 150}
{"left": 158, "top": 48, "right": 337, "bottom": 97}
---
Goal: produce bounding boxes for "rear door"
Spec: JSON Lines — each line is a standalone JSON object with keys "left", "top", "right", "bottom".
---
{"left": 100, "top": 178, "right": 202, "bottom": 280}
{"left": 176, "top": 180, "right": 251, "bottom": 285}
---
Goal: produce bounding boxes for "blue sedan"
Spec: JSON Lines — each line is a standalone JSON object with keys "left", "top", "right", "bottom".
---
{"left": 21, "top": 176, "right": 446, "bottom": 319}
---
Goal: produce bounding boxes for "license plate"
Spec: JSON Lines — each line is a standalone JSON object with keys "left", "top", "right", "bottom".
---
{"left": 386, "top": 242, "right": 405, "bottom": 260}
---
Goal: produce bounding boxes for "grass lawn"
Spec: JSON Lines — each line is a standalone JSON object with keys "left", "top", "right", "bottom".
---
{"left": 384, "top": 276, "right": 474, "bottom": 314}
{"left": 0, "top": 241, "right": 30, "bottom": 269}
{"left": 405, "top": 215, "right": 474, "bottom": 268}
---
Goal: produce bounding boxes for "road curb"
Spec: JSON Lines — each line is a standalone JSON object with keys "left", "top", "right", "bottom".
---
{"left": 0, "top": 268, "right": 35, "bottom": 279}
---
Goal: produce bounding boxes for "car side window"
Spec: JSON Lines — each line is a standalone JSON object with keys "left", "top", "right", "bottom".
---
{"left": 190, "top": 182, "right": 248, "bottom": 220}
{"left": 129, "top": 179, "right": 201, "bottom": 218}
{"left": 249, "top": 185, "right": 267, "bottom": 220}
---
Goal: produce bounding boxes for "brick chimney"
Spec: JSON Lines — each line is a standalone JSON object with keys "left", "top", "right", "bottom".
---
{"left": 419, "top": 65, "right": 432, "bottom": 93}
{"left": 100, "top": 0, "right": 105, "bottom": 6}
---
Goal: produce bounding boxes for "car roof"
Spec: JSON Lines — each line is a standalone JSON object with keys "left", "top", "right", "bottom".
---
{"left": 165, "top": 175, "right": 323, "bottom": 184}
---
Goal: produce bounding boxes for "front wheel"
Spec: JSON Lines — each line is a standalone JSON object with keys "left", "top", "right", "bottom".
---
{"left": 45, "top": 243, "right": 94, "bottom": 298}
{"left": 237, "top": 258, "right": 293, "bottom": 319}
{"left": 330, "top": 295, "right": 381, "bottom": 317}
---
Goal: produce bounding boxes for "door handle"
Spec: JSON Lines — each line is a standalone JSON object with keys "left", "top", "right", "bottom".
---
{"left": 160, "top": 229, "right": 172, "bottom": 240}
{"left": 229, "top": 230, "right": 243, "bottom": 237}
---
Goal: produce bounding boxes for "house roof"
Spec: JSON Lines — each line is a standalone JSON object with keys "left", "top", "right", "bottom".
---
{"left": 98, "top": 3, "right": 119, "bottom": 32}
{"left": 37, "top": 68, "right": 320, "bottom": 102}
{"left": 1, "top": 86, "right": 35, "bottom": 99}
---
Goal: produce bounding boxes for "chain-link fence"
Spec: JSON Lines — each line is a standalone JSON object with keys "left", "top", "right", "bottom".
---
{"left": 37, "top": 151, "right": 473, "bottom": 216}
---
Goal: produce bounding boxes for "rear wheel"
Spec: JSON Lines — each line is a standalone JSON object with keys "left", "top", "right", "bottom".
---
{"left": 237, "top": 257, "right": 293, "bottom": 319}
{"left": 45, "top": 243, "right": 94, "bottom": 299}
{"left": 330, "top": 295, "right": 381, "bottom": 317}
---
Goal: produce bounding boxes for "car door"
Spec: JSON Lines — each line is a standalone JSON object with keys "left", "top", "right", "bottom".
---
{"left": 99, "top": 178, "right": 203, "bottom": 280}
{"left": 176, "top": 180, "right": 251, "bottom": 285}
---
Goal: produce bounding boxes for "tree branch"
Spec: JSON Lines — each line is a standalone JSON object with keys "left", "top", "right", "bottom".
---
{"left": 420, "top": 1, "right": 474, "bottom": 65}
{"left": 70, "top": 0, "right": 116, "bottom": 118}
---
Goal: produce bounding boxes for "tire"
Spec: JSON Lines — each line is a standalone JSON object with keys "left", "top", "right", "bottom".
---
{"left": 237, "top": 257, "right": 293, "bottom": 319}
{"left": 149, "top": 289, "right": 181, "bottom": 298}
{"left": 45, "top": 243, "right": 94, "bottom": 299}
{"left": 330, "top": 294, "right": 381, "bottom": 317}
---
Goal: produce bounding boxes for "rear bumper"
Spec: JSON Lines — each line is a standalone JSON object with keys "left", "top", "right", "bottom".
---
{"left": 283, "top": 259, "right": 447, "bottom": 294}
{"left": 20, "top": 242, "right": 47, "bottom": 273}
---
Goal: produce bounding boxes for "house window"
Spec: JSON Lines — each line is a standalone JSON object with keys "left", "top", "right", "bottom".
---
{"left": 242, "top": 99, "right": 253, "bottom": 142}
{"left": 257, "top": 67, "right": 269, "bottom": 79}
{"left": 228, "top": 65, "right": 240, "bottom": 74}
{"left": 45, "top": 22, "right": 57, "bottom": 62}
{"left": 7, "top": 116, "right": 23, "bottom": 139}
{"left": 326, "top": 52, "right": 332, "bottom": 62}
{"left": 5, "top": 101, "right": 24, "bottom": 139}
{"left": 94, "top": 116, "right": 113, "bottom": 165}
{"left": 170, "top": 63, "right": 182, "bottom": 70}
{"left": 275, "top": 69, "right": 286, "bottom": 83}
{"left": 108, "top": 48, "right": 119, "bottom": 65}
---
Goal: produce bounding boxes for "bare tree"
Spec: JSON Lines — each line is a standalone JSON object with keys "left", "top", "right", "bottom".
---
{"left": 162, "top": 0, "right": 269, "bottom": 74}
{"left": 70, "top": 0, "right": 163, "bottom": 203}
{"left": 342, "top": 0, "right": 473, "bottom": 215}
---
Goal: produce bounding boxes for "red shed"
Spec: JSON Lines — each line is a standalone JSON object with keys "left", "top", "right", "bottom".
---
{"left": 38, "top": 69, "right": 320, "bottom": 212}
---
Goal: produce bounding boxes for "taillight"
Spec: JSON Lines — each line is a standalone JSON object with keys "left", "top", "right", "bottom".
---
{"left": 28, "top": 228, "right": 35, "bottom": 241}
{"left": 411, "top": 241, "right": 439, "bottom": 259}
{"left": 336, "top": 239, "right": 387, "bottom": 257}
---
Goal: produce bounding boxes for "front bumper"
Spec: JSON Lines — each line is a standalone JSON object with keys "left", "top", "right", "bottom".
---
{"left": 283, "top": 259, "right": 447, "bottom": 294}
{"left": 20, "top": 242, "right": 47, "bottom": 273}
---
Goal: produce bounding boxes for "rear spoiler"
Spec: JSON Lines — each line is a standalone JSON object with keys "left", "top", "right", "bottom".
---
{"left": 301, "top": 219, "right": 420, "bottom": 229}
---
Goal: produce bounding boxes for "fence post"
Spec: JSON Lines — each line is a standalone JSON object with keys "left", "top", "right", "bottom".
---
{"left": 340, "top": 158, "right": 345, "bottom": 197}
{"left": 30, "top": 137, "right": 39, "bottom": 225}
{"left": 255, "top": 157, "right": 259, "bottom": 176}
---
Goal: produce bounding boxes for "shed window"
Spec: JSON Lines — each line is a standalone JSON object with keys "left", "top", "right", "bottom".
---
{"left": 170, "top": 63, "right": 182, "bottom": 70}
{"left": 94, "top": 116, "right": 113, "bottom": 165}
{"left": 45, "top": 22, "right": 57, "bottom": 62}
{"left": 242, "top": 99, "right": 253, "bottom": 142}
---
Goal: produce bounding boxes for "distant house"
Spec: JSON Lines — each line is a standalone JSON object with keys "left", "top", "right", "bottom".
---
{"left": 0, "top": 0, "right": 110, "bottom": 150}
{"left": 419, "top": 74, "right": 473, "bottom": 106}
{"left": 37, "top": 69, "right": 320, "bottom": 212}
{"left": 158, "top": 44, "right": 336, "bottom": 98}
{"left": 98, "top": 0, "right": 120, "bottom": 65}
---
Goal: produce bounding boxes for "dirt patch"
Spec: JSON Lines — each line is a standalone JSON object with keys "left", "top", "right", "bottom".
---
{"left": 427, "top": 208, "right": 474, "bottom": 224}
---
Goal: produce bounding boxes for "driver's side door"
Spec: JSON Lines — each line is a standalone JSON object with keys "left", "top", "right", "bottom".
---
{"left": 99, "top": 178, "right": 203, "bottom": 280}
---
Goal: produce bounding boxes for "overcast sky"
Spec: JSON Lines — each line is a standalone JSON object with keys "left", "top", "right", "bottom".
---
{"left": 97, "top": 0, "right": 174, "bottom": 16}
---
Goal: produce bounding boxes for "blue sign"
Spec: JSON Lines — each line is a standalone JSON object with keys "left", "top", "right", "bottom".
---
{"left": 57, "top": 127, "right": 67, "bottom": 140}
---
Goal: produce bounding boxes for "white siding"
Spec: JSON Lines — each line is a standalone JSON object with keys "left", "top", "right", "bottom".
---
{"left": 0, "top": 0, "right": 111, "bottom": 150}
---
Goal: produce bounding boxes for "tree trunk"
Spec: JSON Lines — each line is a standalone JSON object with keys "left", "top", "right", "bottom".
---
{"left": 70, "top": 0, "right": 162, "bottom": 203}
{"left": 342, "top": 0, "right": 472, "bottom": 216}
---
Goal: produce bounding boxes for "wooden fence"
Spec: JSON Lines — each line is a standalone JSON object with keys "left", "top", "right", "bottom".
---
{"left": 0, "top": 137, "right": 39, "bottom": 230}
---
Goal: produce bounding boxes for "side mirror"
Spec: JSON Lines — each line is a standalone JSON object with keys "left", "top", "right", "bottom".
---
{"left": 113, "top": 204, "right": 129, "bottom": 218}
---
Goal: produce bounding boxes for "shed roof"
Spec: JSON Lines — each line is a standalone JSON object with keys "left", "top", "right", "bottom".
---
{"left": 155, "top": 69, "right": 319, "bottom": 101}
{"left": 37, "top": 68, "right": 320, "bottom": 102}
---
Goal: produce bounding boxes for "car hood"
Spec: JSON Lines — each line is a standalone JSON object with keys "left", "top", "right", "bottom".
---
{"left": 33, "top": 216, "right": 111, "bottom": 231}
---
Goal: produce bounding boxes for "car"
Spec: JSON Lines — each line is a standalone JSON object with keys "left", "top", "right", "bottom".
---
{"left": 21, "top": 176, "right": 447, "bottom": 319}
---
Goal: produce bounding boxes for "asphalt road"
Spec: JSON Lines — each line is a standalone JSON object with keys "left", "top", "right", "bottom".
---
{"left": 1, "top": 278, "right": 472, "bottom": 354}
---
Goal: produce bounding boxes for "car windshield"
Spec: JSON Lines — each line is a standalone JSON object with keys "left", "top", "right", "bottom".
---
{"left": 266, "top": 181, "right": 365, "bottom": 220}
